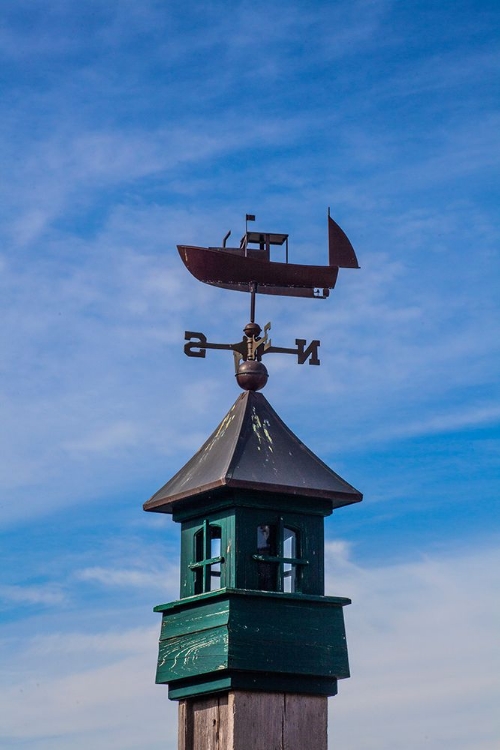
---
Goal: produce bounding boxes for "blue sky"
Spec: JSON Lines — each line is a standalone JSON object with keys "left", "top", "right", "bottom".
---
{"left": 0, "top": 1, "right": 499, "bottom": 748}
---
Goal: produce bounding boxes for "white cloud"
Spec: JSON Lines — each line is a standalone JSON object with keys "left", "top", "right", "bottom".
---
{"left": 22, "top": 627, "right": 161, "bottom": 659}
{"left": 64, "top": 421, "right": 139, "bottom": 454}
{"left": 0, "top": 584, "right": 65, "bottom": 607}
{"left": 363, "top": 402, "right": 500, "bottom": 444}
{"left": 326, "top": 543, "right": 500, "bottom": 750}
{"left": 0, "top": 626, "right": 177, "bottom": 749}
{"left": 75, "top": 565, "right": 174, "bottom": 590}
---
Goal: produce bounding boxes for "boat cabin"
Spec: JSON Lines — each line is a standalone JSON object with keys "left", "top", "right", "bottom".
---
{"left": 210, "top": 231, "right": 289, "bottom": 263}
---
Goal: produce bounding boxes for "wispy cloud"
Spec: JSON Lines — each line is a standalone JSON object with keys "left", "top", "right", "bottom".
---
{"left": 362, "top": 402, "right": 500, "bottom": 445}
{"left": 325, "top": 543, "right": 500, "bottom": 749}
{"left": 64, "top": 421, "right": 139, "bottom": 454}
{"left": 75, "top": 565, "right": 175, "bottom": 591}
{"left": 0, "top": 626, "right": 176, "bottom": 748}
{"left": 0, "top": 584, "right": 65, "bottom": 607}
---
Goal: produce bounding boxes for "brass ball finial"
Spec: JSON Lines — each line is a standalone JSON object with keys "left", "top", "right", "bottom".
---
{"left": 236, "top": 360, "right": 268, "bottom": 391}
{"left": 243, "top": 322, "right": 262, "bottom": 339}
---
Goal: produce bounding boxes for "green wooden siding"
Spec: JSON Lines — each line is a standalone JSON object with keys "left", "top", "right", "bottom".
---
{"left": 168, "top": 673, "right": 338, "bottom": 701}
{"left": 155, "top": 589, "right": 349, "bottom": 698}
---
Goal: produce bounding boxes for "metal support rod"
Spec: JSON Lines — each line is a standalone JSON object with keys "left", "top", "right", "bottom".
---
{"left": 249, "top": 282, "right": 257, "bottom": 323}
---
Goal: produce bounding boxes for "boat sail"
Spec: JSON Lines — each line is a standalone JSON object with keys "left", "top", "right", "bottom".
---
{"left": 177, "top": 213, "right": 359, "bottom": 299}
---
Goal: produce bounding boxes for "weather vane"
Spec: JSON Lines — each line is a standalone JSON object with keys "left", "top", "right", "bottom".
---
{"left": 179, "top": 209, "right": 359, "bottom": 390}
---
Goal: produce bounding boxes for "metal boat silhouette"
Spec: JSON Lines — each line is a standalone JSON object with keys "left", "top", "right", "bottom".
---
{"left": 178, "top": 213, "right": 359, "bottom": 299}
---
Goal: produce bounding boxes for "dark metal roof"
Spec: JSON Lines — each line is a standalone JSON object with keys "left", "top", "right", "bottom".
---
{"left": 144, "top": 391, "right": 362, "bottom": 513}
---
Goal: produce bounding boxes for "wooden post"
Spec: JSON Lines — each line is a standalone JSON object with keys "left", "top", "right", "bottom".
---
{"left": 178, "top": 691, "right": 328, "bottom": 750}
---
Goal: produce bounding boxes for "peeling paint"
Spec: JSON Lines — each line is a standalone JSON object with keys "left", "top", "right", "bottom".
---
{"left": 205, "top": 408, "right": 237, "bottom": 451}
{"left": 251, "top": 407, "right": 274, "bottom": 454}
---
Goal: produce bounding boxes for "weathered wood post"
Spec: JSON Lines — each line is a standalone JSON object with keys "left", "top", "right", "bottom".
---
{"left": 144, "top": 213, "right": 362, "bottom": 749}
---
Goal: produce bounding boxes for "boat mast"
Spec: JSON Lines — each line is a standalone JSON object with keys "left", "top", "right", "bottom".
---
{"left": 249, "top": 281, "right": 257, "bottom": 323}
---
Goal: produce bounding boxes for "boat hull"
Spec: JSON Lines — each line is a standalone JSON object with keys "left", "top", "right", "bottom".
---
{"left": 178, "top": 245, "right": 339, "bottom": 298}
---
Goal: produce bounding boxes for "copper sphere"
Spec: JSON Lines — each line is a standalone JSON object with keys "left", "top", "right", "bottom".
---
{"left": 236, "top": 360, "right": 269, "bottom": 391}
{"left": 243, "top": 322, "right": 262, "bottom": 339}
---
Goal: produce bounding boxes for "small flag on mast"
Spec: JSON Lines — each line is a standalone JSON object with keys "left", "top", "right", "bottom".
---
{"left": 245, "top": 213, "right": 256, "bottom": 235}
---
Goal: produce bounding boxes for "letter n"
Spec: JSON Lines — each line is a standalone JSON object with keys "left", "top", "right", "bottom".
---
{"left": 295, "top": 339, "right": 320, "bottom": 366}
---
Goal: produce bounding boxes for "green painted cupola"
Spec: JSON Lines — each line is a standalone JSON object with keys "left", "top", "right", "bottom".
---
{"left": 144, "top": 390, "right": 362, "bottom": 701}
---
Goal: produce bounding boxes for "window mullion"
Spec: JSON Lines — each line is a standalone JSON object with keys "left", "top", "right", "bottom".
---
{"left": 278, "top": 517, "right": 285, "bottom": 592}
{"left": 203, "top": 520, "right": 211, "bottom": 593}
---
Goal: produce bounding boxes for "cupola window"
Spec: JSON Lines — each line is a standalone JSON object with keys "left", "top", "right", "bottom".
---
{"left": 254, "top": 520, "right": 306, "bottom": 593}
{"left": 189, "top": 521, "right": 224, "bottom": 594}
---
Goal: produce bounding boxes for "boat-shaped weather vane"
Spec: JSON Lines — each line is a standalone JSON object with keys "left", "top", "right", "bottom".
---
{"left": 179, "top": 209, "right": 359, "bottom": 391}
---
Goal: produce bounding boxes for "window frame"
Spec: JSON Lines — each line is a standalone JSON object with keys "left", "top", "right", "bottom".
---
{"left": 189, "top": 520, "right": 224, "bottom": 595}
{"left": 252, "top": 517, "right": 308, "bottom": 593}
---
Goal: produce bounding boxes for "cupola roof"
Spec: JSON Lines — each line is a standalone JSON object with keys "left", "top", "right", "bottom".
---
{"left": 144, "top": 391, "right": 362, "bottom": 513}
